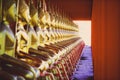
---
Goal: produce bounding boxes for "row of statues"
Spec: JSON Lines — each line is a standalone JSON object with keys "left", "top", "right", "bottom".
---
{"left": 0, "top": 0, "right": 84, "bottom": 80}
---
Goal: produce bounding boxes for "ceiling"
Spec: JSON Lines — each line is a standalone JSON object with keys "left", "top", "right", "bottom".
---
{"left": 49, "top": 0, "right": 93, "bottom": 20}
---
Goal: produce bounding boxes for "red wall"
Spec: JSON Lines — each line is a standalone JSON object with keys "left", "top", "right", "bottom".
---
{"left": 92, "top": 0, "right": 120, "bottom": 80}
{"left": 49, "top": 0, "right": 92, "bottom": 20}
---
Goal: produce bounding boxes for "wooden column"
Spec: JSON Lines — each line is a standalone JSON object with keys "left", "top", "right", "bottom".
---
{"left": 92, "top": 0, "right": 120, "bottom": 80}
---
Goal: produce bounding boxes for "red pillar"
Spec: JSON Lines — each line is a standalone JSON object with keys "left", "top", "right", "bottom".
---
{"left": 92, "top": 0, "right": 120, "bottom": 80}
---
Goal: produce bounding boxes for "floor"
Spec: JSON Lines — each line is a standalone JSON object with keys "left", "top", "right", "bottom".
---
{"left": 71, "top": 46, "right": 94, "bottom": 80}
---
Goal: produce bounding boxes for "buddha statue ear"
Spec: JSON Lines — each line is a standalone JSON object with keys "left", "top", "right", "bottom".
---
{"left": 0, "top": 0, "right": 2, "bottom": 22}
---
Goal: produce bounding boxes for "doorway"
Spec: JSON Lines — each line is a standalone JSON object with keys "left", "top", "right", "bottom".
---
{"left": 73, "top": 20, "right": 91, "bottom": 46}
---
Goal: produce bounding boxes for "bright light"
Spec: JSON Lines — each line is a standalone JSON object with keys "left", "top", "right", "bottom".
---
{"left": 73, "top": 20, "right": 91, "bottom": 46}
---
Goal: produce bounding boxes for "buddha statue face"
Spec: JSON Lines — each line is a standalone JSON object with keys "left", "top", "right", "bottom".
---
{"left": 19, "top": 0, "right": 31, "bottom": 23}
{"left": 2, "top": 0, "right": 17, "bottom": 23}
